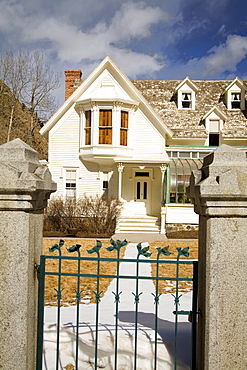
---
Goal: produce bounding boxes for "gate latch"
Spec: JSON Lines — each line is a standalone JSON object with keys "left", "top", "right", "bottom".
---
{"left": 173, "top": 309, "right": 202, "bottom": 322}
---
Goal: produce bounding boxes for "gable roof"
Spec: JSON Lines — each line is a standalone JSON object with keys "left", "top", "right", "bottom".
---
{"left": 175, "top": 76, "right": 199, "bottom": 92}
{"left": 40, "top": 56, "right": 173, "bottom": 139}
{"left": 202, "top": 106, "right": 228, "bottom": 121}
{"left": 223, "top": 77, "right": 247, "bottom": 93}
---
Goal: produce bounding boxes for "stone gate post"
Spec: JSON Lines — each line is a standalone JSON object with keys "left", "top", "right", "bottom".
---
{"left": 187, "top": 144, "right": 247, "bottom": 370}
{"left": 0, "top": 139, "right": 56, "bottom": 370}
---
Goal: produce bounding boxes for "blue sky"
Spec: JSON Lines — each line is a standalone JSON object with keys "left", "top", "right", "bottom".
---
{"left": 1, "top": 0, "right": 247, "bottom": 104}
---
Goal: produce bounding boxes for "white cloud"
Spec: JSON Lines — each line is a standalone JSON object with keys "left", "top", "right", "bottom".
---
{"left": 0, "top": 1, "right": 170, "bottom": 79}
{"left": 165, "top": 35, "right": 247, "bottom": 79}
{"left": 202, "top": 35, "right": 247, "bottom": 76}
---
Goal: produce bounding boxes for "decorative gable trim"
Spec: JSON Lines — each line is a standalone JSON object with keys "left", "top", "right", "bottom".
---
{"left": 223, "top": 77, "right": 247, "bottom": 93}
{"left": 41, "top": 56, "right": 173, "bottom": 139}
{"left": 202, "top": 106, "right": 227, "bottom": 121}
{"left": 175, "top": 77, "right": 199, "bottom": 92}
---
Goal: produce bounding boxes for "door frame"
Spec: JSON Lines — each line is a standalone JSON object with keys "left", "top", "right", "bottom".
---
{"left": 133, "top": 169, "right": 152, "bottom": 215}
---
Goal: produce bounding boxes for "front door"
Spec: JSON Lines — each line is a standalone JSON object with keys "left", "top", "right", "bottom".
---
{"left": 134, "top": 171, "right": 151, "bottom": 215}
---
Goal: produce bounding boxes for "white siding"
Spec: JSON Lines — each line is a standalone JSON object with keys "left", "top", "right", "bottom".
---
{"left": 132, "top": 109, "right": 164, "bottom": 157}
{"left": 48, "top": 110, "right": 100, "bottom": 197}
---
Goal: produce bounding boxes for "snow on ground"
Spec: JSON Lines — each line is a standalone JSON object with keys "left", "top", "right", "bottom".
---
{"left": 43, "top": 243, "right": 192, "bottom": 369}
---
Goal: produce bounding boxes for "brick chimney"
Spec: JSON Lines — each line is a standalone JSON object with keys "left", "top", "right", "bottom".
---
{"left": 64, "top": 69, "right": 82, "bottom": 100}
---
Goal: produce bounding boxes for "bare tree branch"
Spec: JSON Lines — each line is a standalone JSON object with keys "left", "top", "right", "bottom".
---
{"left": 0, "top": 50, "right": 60, "bottom": 136}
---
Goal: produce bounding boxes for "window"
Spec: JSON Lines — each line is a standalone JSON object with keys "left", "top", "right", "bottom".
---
{"left": 65, "top": 169, "right": 76, "bottom": 197}
{"left": 85, "top": 110, "right": 91, "bottom": 145}
{"left": 170, "top": 174, "right": 191, "bottom": 204}
{"left": 102, "top": 172, "right": 108, "bottom": 198}
{"left": 231, "top": 92, "right": 241, "bottom": 109}
{"left": 120, "top": 111, "right": 128, "bottom": 146}
{"left": 99, "top": 110, "right": 112, "bottom": 144}
{"left": 135, "top": 172, "right": 149, "bottom": 177}
{"left": 209, "top": 133, "right": 219, "bottom": 146}
{"left": 208, "top": 119, "right": 220, "bottom": 146}
{"left": 182, "top": 93, "right": 192, "bottom": 108}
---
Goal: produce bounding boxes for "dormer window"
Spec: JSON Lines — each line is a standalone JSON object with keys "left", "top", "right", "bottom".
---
{"left": 182, "top": 93, "right": 192, "bottom": 108}
{"left": 175, "top": 77, "right": 198, "bottom": 110}
{"left": 224, "top": 77, "right": 247, "bottom": 110}
{"left": 231, "top": 93, "right": 241, "bottom": 109}
{"left": 203, "top": 106, "right": 227, "bottom": 147}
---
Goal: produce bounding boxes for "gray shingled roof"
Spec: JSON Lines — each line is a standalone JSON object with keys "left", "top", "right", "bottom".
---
{"left": 132, "top": 80, "right": 247, "bottom": 138}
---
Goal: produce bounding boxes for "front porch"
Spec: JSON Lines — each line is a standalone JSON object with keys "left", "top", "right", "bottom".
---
{"left": 114, "top": 158, "right": 201, "bottom": 235}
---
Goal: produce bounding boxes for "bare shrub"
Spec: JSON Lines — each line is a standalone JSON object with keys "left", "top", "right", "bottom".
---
{"left": 44, "top": 195, "right": 122, "bottom": 237}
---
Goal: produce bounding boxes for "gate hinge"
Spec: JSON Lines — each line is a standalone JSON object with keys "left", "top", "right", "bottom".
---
{"left": 35, "top": 263, "right": 40, "bottom": 274}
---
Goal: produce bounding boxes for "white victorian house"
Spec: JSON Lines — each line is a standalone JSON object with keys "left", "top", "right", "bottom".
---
{"left": 41, "top": 56, "right": 247, "bottom": 234}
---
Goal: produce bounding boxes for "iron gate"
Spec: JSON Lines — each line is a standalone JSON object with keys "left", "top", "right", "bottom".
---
{"left": 37, "top": 240, "right": 198, "bottom": 370}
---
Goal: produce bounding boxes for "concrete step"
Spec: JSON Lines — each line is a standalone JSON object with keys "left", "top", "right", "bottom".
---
{"left": 117, "top": 216, "right": 160, "bottom": 233}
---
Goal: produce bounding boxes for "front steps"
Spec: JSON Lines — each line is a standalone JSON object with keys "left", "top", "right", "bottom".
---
{"left": 116, "top": 216, "right": 160, "bottom": 233}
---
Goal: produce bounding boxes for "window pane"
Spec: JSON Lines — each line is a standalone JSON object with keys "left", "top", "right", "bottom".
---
{"left": 135, "top": 172, "right": 149, "bottom": 177}
{"left": 65, "top": 170, "right": 76, "bottom": 198}
{"left": 231, "top": 93, "right": 241, "bottom": 108}
{"left": 182, "top": 93, "right": 191, "bottom": 108}
{"left": 85, "top": 110, "right": 91, "bottom": 145}
{"left": 99, "top": 110, "right": 112, "bottom": 126}
{"left": 143, "top": 182, "right": 147, "bottom": 199}
{"left": 120, "top": 130, "right": 127, "bottom": 146}
{"left": 137, "top": 182, "right": 140, "bottom": 199}
{"left": 209, "top": 120, "right": 220, "bottom": 132}
{"left": 85, "top": 111, "right": 91, "bottom": 127}
{"left": 99, "top": 110, "right": 112, "bottom": 144}
{"left": 121, "top": 111, "right": 128, "bottom": 128}
{"left": 209, "top": 133, "right": 219, "bottom": 146}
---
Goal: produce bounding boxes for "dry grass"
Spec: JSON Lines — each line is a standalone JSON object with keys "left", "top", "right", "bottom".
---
{"left": 149, "top": 240, "right": 198, "bottom": 294}
{"left": 42, "top": 238, "right": 198, "bottom": 306}
{"left": 42, "top": 239, "right": 127, "bottom": 306}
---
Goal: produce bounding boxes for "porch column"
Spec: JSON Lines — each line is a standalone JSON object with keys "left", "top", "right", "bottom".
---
{"left": 187, "top": 145, "right": 247, "bottom": 370}
{"left": 160, "top": 164, "right": 167, "bottom": 206}
{"left": 165, "top": 163, "right": 170, "bottom": 204}
{"left": 160, "top": 164, "right": 166, "bottom": 234}
{"left": 117, "top": 162, "right": 124, "bottom": 200}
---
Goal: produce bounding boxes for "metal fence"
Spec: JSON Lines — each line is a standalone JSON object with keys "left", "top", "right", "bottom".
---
{"left": 37, "top": 240, "right": 198, "bottom": 370}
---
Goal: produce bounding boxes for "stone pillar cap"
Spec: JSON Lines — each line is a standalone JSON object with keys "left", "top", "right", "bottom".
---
{"left": 0, "top": 139, "right": 56, "bottom": 210}
{"left": 187, "top": 145, "right": 247, "bottom": 216}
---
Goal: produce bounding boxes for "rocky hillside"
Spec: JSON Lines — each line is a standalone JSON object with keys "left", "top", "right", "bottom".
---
{"left": 0, "top": 80, "right": 48, "bottom": 159}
